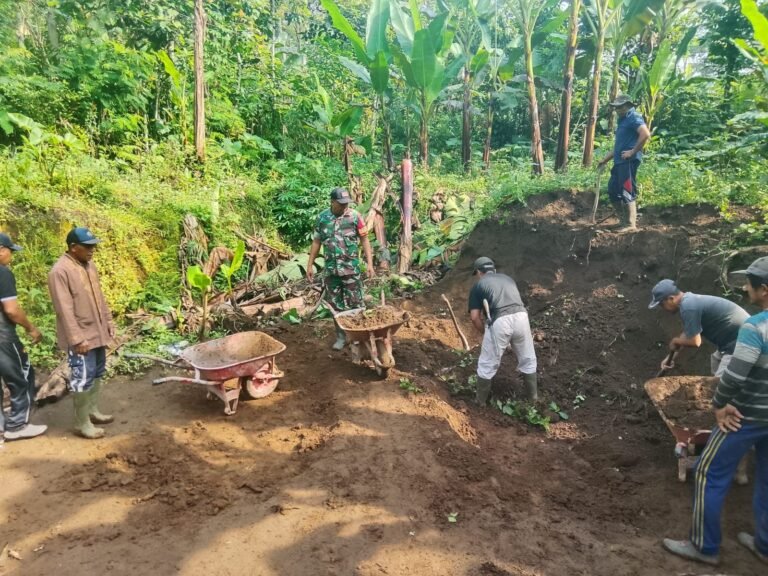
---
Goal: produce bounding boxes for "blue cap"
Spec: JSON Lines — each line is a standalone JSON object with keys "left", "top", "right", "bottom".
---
{"left": 66, "top": 227, "right": 101, "bottom": 246}
{"left": 732, "top": 256, "right": 768, "bottom": 283}
{"left": 648, "top": 279, "right": 679, "bottom": 309}
{"left": 0, "top": 233, "right": 22, "bottom": 251}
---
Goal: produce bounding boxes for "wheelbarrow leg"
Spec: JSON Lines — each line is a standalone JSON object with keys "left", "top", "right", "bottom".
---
{"left": 205, "top": 381, "right": 241, "bottom": 415}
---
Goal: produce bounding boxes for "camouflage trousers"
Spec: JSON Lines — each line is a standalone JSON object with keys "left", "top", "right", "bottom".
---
{"left": 324, "top": 274, "right": 364, "bottom": 312}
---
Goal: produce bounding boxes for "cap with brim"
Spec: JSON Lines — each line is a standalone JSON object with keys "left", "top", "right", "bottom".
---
{"left": 66, "top": 227, "right": 101, "bottom": 246}
{"left": 473, "top": 256, "right": 495, "bottom": 275}
{"left": 0, "top": 233, "right": 22, "bottom": 251}
{"left": 609, "top": 95, "right": 634, "bottom": 107}
{"left": 648, "top": 278, "right": 679, "bottom": 309}
{"left": 732, "top": 256, "right": 768, "bottom": 283}
{"left": 330, "top": 187, "right": 351, "bottom": 204}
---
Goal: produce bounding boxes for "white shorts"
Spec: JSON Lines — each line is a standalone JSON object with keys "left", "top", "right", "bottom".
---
{"left": 477, "top": 311, "right": 537, "bottom": 380}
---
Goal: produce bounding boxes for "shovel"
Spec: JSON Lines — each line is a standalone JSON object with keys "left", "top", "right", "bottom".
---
{"left": 655, "top": 350, "right": 678, "bottom": 378}
{"left": 590, "top": 169, "right": 602, "bottom": 224}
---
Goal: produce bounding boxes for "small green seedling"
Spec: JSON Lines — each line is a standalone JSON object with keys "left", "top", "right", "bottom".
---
{"left": 220, "top": 240, "right": 246, "bottom": 306}
{"left": 399, "top": 378, "right": 423, "bottom": 394}
{"left": 282, "top": 308, "right": 302, "bottom": 325}
{"left": 447, "top": 512, "right": 459, "bottom": 523}
{"left": 548, "top": 401, "right": 570, "bottom": 421}
{"left": 186, "top": 265, "right": 212, "bottom": 340}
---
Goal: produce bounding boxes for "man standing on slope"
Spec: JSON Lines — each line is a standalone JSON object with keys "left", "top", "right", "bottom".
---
{"left": 468, "top": 257, "right": 538, "bottom": 405}
{"left": 0, "top": 232, "right": 47, "bottom": 444}
{"left": 48, "top": 227, "right": 116, "bottom": 439}
{"left": 597, "top": 95, "right": 651, "bottom": 232}
{"left": 306, "top": 187, "right": 374, "bottom": 350}
{"left": 663, "top": 256, "right": 768, "bottom": 567}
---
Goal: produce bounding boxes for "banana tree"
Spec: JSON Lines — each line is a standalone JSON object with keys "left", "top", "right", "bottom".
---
{"left": 510, "top": 0, "right": 557, "bottom": 175}
{"left": 555, "top": 0, "right": 582, "bottom": 172}
{"left": 442, "top": 0, "right": 494, "bottom": 172}
{"left": 734, "top": 0, "right": 768, "bottom": 87}
{"left": 482, "top": 48, "right": 516, "bottom": 169}
{"left": 390, "top": 1, "right": 463, "bottom": 167}
{"left": 320, "top": 0, "right": 393, "bottom": 169}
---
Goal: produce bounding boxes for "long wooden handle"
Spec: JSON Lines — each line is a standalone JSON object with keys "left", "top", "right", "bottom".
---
{"left": 655, "top": 350, "right": 677, "bottom": 378}
{"left": 441, "top": 294, "right": 470, "bottom": 351}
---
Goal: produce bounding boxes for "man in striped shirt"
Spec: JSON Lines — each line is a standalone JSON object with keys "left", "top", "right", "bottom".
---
{"left": 663, "top": 256, "right": 768, "bottom": 566}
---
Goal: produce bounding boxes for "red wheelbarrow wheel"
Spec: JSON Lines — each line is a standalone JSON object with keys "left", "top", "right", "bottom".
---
{"left": 241, "top": 373, "right": 282, "bottom": 400}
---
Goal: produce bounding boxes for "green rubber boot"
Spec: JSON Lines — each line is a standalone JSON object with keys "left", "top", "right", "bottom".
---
{"left": 523, "top": 372, "right": 538, "bottom": 402}
{"left": 89, "top": 379, "right": 114, "bottom": 425}
{"left": 475, "top": 377, "right": 492, "bottom": 406}
{"left": 73, "top": 390, "right": 105, "bottom": 439}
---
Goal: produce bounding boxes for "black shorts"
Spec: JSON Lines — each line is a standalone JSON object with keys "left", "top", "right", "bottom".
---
{"left": 608, "top": 160, "right": 640, "bottom": 204}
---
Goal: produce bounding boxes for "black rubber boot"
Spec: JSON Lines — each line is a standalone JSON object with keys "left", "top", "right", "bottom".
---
{"left": 523, "top": 372, "right": 538, "bottom": 401}
{"left": 475, "top": 377, "right": 492, "bottom": 406}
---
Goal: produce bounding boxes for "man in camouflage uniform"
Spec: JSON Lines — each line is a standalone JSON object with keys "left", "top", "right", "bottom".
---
{"left": 307, "top": 187, "right": 374, "bottom": 350}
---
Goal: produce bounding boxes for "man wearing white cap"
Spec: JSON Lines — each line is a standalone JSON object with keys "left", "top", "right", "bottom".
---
{"left": 468, "top": 257, "right": 537, "bottom": 405}
{"left": 663, "top": 256, "right": 768, "bottom": 566}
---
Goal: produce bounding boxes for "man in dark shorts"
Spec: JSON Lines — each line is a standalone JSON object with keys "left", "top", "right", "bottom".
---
{"left": 48, "top": 227, "right": 115, "bottom": 439}
{"left": 597, "top": 95, "right": 650, "bottom": 232}
{"left": 0, "top": 232, "right": 47, "bottom": 444}
{"left": 468, "top": 257, "right": 537, "bottom": 405}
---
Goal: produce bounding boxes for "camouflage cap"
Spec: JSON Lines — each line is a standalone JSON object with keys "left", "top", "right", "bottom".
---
{"left": 608, "top": 94, "right": 635, "bottom": 107}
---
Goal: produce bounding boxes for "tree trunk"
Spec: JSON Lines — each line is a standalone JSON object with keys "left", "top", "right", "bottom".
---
{"left": 194, "top": 0, "right": 207, "bottom": 163}
{"left": 398, "top": 155, "right": 413, "bottom": 273}
{"left": 582, "top": 30, "right": 605, "bottom": 167}
{"left": 462, "top": 66, "right": 472, "bottom": 173}
{"left": 524, "top": 34, "right": 544, "bottom": 176}
{"left": 607, "top": 47, "right": 620, "bottom": 133}
{"left": 483, "top": 98, "right": 494, "bottom": 170}
{"left": 419, "top": 112, "right": 429, "bottom": 168}
{"left": 46, "top": 8, "right": 59, "bottom": 51}
{"left": 555, "top": 0, "right": 581, "bottom": 172}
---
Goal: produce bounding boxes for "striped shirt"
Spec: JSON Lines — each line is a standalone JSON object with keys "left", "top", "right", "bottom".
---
{"left": 713, "top": 310, "right": 768, "bottom": 423}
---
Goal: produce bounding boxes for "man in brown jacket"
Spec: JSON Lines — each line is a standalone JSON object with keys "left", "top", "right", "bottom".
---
{"left": 48, "top": 227, "right": 115, "bottom": 439}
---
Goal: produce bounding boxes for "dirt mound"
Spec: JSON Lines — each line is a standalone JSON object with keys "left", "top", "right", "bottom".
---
{"left": 337, "top": 306, "right": 408, "bottom": 330}
{"left": 647, "top": 376, "right": 717, "bottom": 429}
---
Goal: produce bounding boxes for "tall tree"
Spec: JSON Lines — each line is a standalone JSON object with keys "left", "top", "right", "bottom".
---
{"left": 510, "top": 0, "right": 554, "bottom": 175}
{"left": 555, "top": 0, "right": 582, "bottom": 172}
{"left": 194, "top": 0, "right": 206, "bottom": 162}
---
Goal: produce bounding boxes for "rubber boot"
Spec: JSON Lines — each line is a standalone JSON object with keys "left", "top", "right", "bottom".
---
{"left": 332, "top": 325, "right": 346, "bottom": 351}
{"left": 523, "top": 372, "right": 538, "bottom": 402}
{"left": 475, "top": 377, "right": 492, "bottom": 406}
{"left": 73, "top": 391, "right": 105, "bottom": 439}
{"left": 89, "top": 378, "right": 114, "bottom": 425}
{"left": 611, "top": 201, "right": 626, "bottom": 229}
{"left": 620, "top": 201, "right": 638, "bottom": 232}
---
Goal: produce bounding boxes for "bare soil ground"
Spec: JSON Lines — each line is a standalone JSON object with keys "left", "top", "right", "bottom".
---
{"left": 1, "top": 192, "right": 764, "bottom": 576}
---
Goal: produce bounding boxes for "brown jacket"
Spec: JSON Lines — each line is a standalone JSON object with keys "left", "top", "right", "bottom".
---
{"left": 48, "top": 254, "right": 113, "bottom": 351}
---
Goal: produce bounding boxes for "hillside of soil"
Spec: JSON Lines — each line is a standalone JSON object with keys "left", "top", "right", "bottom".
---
{"left": 0, "top": 192, "right": 764, "bottom": 576}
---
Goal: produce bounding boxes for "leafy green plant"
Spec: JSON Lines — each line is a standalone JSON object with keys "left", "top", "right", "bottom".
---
{"left": 282, "top": 308, "right": 303, "bottom": 325}
{"left": 186, "top": 265, "right": 212, "bottom": 340}
{"left": 494, "top": 398, "right": 550, "bottom": 430}
{"left": 220, "top": 240, "right": 246, "bottom": 305}
{"left": 399, "top": 377, "right": 423, "bottom": 394}
{"left": 548, "top": 401, "right": 570, "bottom": 421}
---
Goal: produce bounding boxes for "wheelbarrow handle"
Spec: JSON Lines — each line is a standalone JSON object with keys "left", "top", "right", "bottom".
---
{"left": 123, "top": 353, "right": 187, "bottom": 368}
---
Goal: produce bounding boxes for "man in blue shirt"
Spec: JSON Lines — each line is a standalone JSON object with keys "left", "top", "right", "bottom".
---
{"left": 597, "top": 95, "right": 650, "bottom": 232}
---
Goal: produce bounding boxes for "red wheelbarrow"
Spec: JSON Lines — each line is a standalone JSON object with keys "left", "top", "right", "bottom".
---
{"left": 125, "top": 331, "right": 285, "bottom": 415}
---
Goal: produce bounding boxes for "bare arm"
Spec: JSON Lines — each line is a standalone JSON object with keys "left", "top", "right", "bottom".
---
{"left": 470, "top": 309, "right": 484, "bottom": 334}
{"left": 669, "top": 332, "right": 702, "bottom": 351}
{"left": 2, "top": 299, "right": 41, "bottom": 343}
{"left": 306, "top": 238, "right": 321, "bottom": 282}
{"left": 620, "top": 124, "right": 651, "bottom": 160}
{"left": 598, "top": 147, "right": 614, "bottom": 167}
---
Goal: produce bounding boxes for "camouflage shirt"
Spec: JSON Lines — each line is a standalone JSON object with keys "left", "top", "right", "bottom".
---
{"left": 313, "top": 207, "right": 367, "bottom": 277}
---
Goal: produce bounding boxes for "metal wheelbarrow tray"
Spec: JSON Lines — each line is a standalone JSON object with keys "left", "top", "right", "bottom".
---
{"left": 644, "top": 376, "right": 716, "bottom": 482}
{"left": 126, "top": 331, "right": 286, "bottom": 415}
{"left": 334, "top": 306, "right": 410, "bottom": 377}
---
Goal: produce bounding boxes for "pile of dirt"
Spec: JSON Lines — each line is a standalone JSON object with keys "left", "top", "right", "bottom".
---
{"left": 337, "top": 305, "right": 408, "bottom": 330}
{"left": 648, "top": 376, "right": 717, "bottom": 430}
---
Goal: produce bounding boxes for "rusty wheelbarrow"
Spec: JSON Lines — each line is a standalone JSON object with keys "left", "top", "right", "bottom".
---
{"left": 125, "top": 331, "right": 285, "bottom": 415}
{"left": 333, "top": 305, "right": 410, "bottom": 378}
{"left": 644, "top": 375, "right": 749, "bottom": 484}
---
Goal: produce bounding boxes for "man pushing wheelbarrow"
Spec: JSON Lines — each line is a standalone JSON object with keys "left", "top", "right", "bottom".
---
{"left": 306, "top": 187, "right": 374, "bottom": 351}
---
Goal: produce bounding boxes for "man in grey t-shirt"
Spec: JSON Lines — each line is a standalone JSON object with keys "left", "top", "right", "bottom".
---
{"left": 649, "top": 279, "right": 749, "bottom": 376}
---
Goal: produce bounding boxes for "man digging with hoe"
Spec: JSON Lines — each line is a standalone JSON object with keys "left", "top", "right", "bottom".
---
{"left": 468, "top": 257, "right": 538, "bottom": 405}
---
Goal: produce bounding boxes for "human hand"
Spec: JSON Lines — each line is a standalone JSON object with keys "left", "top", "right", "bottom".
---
{"left": 366, "top": 267, "right": 374, "bottom": 280}
{"left": 108, "top": 324, "right": 116, "bottom": 339}
{"left": 620, "top": 149, "right": 634, "bottom": 160}
{"left": 306, "top": 267, "right": 314, "bottom": 283}
{"left": 714, "top": 404, "right": 743, "bottom": 433}
{"left": 74, "top": 341, "right": 89, "bottom": 355}
{"left": 660, "top": 357, "right": 675, "bottom": 372}
{"left": 26, "top": 326, "right": 42, "bottom": 345}
{"left": 597, "top": 161, "right": 606, "bottom": 172}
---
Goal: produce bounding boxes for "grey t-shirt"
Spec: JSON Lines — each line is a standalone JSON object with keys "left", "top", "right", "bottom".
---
{"left": 0, "top": 265, "right": 20, "bottom": 343}
{"left": 679, "top": 293, "right": 749, "bottom": 354}
{"left": 468, "top": 272, "right": 525, "bottom": 323}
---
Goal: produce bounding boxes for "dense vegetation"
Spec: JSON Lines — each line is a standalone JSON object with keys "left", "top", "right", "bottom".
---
{"left": 0, "top": 0, "right": 766, "bottom": 365}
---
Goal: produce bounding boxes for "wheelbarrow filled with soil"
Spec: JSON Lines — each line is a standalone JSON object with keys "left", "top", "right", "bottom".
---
{"left": 334, "top": 306, "right": 410, "bottom": 378}
{"left": 645, "top": 376, "right": 718, "bottom": 482}
{"left": 126, "top": 331, "right": 285, "bottom": 415}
